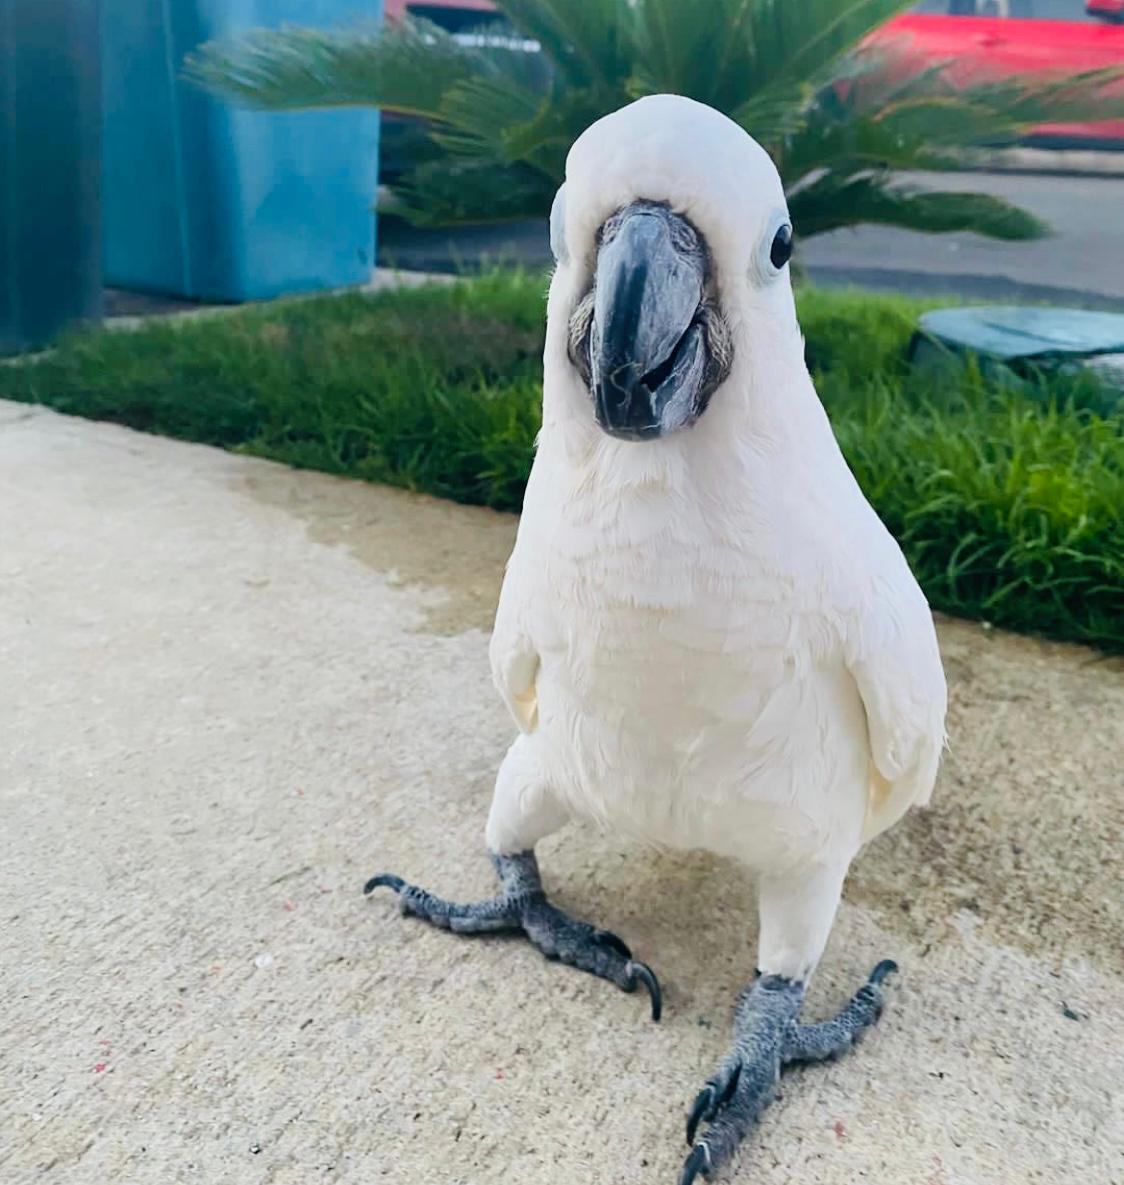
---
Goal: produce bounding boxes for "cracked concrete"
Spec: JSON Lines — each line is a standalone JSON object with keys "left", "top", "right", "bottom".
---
{"left": 1, "top": 403, "right": 1121, "bottom": 1185}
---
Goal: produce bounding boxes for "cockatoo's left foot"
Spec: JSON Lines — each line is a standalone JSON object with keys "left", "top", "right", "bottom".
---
{"left": 679, "top": 959, "right": 897, "bottom": 1184}
{"left": 364, "top": 850, "right": 661, "bottom": 1020}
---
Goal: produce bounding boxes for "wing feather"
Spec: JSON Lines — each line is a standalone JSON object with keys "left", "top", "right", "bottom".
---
{"left": 844, "top": 571, "right": 947, "bottom": 843}
{"left": 489, "top": 536, "right": 541, "bottom": 734}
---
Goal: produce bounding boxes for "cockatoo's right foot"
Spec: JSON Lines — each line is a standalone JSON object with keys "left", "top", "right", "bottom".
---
{"left": 364, "top": 850, "right": 661, "bottom": 1021}
{"left": 679, "top": 959, "right": 897, "bottom": 1184}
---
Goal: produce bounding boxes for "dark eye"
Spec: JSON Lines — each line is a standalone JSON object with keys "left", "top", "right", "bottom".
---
{"left": 770, "top": 223, "right": 793, "bottom": 270}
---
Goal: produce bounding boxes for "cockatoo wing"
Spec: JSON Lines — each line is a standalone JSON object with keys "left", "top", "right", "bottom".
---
{"left": 490, "top": 564, "right": 540, "bottom": 733}
{"left": 490, "top": 457, "right": 554, "bottom": 734}
{"left": 844, "top": 569, "right": 947, "bottom": 844}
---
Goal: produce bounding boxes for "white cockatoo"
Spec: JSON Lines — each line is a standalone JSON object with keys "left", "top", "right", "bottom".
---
{"left": 369, "top": 94, "right": 947, "bottom": 1182}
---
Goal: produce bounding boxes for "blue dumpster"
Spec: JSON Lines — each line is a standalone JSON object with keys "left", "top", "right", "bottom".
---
{"left": 102, "top": 1, "right": 381, "bottom": 302}
{"left": 1, "top": 0, "right": 102, "bottom": 354}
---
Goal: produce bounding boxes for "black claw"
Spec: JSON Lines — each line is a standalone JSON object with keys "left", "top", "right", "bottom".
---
{"left": 868, "top": 958, "right": 899, "bottom": 986}
{"left": 686, "top": 1086, "right": 714, "bottom": 1146}
{"left": 679, "top": 1143, "right": 711, "bottom": 1185}
{"left": 626, "top": 960, "right": 662, "bottom": 1022}
{"left": 596, "top": 929, "right": 633, "bottom": 960}
{"left": 687, "top": 1061, "right": 741, "bottom": 1145}
{"left": 365, "top": 859, "right": 663, "bottom": 1021}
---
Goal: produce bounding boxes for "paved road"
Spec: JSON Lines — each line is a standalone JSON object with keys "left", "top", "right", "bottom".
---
{"left": 378, "top": 170, "right": 1124, "bottom": 307}
{"left": 2, "top": 401, "right": 1122, "bottom": 1185}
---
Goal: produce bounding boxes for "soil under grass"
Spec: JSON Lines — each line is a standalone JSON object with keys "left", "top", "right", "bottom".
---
{"left": 1, "top": 273, "right": 1120, "bottom": 651}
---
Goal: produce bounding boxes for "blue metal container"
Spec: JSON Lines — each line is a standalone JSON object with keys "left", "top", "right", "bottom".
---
{"left": 102, "top": 1, "right": 381, "bottom": 301}
{"left": 1, "top": 0, "right": 102, "bottom": 353}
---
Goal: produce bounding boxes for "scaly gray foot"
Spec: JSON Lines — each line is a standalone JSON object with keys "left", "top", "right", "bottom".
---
{"left": 364, "top": 850, "right": 661, "bottom": 1021}
{"left": 680, "top": 959, "right": 897, "bottom": 1184}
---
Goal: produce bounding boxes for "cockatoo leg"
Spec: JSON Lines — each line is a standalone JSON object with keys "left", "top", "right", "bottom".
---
{"left": 679, "top": 862, "right": 896, "bottom": 1183}
{"left": 679, "top": 961, "right": 895, "bottom": 1183}
{"left": 364, "top": 850, "right": 661, "bottom": 1020}
{"left": 364, "top": 738, "right": 660, "bottom": 1019}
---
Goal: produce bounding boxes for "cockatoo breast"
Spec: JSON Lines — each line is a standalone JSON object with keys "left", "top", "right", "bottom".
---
{"left": 521, "top": 429, "right": 871, "bottom": 872}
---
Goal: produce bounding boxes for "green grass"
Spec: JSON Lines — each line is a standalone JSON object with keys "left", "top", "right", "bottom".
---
{"left": 1, "top": 275, "right": 1120, "bottom": 651}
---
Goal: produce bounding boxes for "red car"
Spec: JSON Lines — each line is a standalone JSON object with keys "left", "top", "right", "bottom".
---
{"left": 383, "top": 0, "right": 1124, "bottom": 148}
{"left": 868, "top": 1, "right": 1124, "bottom": 145}
{"left": 384, "top": 0, "right": 499, "bottom": 28}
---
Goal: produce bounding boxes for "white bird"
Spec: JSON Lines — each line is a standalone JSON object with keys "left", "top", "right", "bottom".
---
{"left": 368, "top": 94, "right": 947, "bottom": 1183}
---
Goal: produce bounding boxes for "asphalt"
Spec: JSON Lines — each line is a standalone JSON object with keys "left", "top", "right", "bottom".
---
{"left": 377, "top": 170, "right": 1124, "bottom": 308}
{"left": 101, "top": 171, "right": 1124, "bottom": 324}
{"left": 2, "top": 402, "right": 1122, "bottom": 1185}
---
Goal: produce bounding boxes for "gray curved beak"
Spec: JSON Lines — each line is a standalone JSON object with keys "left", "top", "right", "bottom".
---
{"left": 590, "top": 202, "right": 709, "bottom": 441}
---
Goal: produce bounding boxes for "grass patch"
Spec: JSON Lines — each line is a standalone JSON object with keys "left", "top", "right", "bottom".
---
{"left": 1, "top": 274, "right": 1120, "bottom": 652}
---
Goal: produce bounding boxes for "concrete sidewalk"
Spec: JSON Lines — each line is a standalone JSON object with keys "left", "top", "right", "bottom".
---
{"left": 1, "top": 402, "right": 1121, "bottom": 1185}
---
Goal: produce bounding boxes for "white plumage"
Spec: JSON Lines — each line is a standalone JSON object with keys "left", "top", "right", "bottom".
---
{"left": 486, "top": 95, "right": 947, "bottom": 983}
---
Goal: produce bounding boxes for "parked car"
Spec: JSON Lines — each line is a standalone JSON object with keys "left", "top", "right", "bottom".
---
{"left": 379, "top": 0, "right": 1124, "bottom": 177}
{"left": 870, "top": 1, "right": 1124, "bottom": 146}
{"left": 383, "top": 0, "right": 497, "bottom": 26}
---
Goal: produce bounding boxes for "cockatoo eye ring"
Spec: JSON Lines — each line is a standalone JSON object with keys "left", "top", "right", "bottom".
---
{"left": 770, "top": 223, "right": 793, "bottom": 270}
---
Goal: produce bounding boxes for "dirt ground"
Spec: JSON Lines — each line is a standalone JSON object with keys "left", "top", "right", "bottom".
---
{"left": 2, "top": 401, "right": 1121, "bottom": 1185}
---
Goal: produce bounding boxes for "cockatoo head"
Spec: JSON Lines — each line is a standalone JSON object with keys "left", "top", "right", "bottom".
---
{"left": 548, "top": 95, "right": 798, "bottom": 443}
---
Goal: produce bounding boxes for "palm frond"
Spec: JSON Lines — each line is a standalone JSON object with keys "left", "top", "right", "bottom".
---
{"left": 753, "top": 0, "right": 914, "bottom": 89}
{"left": 780, "top": 61, "right": 1001, "bottom": 181}
{"left": 432, "top": 76, "right": 547, "bottom": 161}
{"left": 790, "top": 173, "right": 1048, "bottom": 239}
{"left": 727, "top": 0, "right": 915, "bottom": 124}
{"left": 496, "top": 0, "right": 632, "bottom": 90}
{"left": 735, "top": 84, "right": 819, "bottom": 144}
{"left": 186, "top": 0, "right": 1079, "bottom": 241}
{"left": 628, "top": 0, "right": 914, "bottom": 123}
{"left": 781, "top": 51, "right": 1124, "bottom": 219}
{"left": 184, "top": 18, "right": 484, "bottom": 117}
{"left": 391, "top": 157, "right": 557, "bottom": 227}
{"left": 957, "top": 66, "right": 1124, "bottom": 127}
{"left": 630, "top": 0, "right": 749, "bottom": 106}
{"left": 500, "top": 88, "right": 622, "bottom": 179}
{"left": 781, "top": 112, "right": 960, "bottom": 185}
{"left": 841, "top": 48, "right": 1124, "bottom": 139}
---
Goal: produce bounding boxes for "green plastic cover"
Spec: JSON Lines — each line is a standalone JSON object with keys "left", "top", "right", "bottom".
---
{"left": 918, "top": 306, "right": 1124, "bottom": 362}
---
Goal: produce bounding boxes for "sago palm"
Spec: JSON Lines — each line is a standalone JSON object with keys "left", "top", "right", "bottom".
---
{"left": 187, "top": 0, "right": 1124, "bottom": 241}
